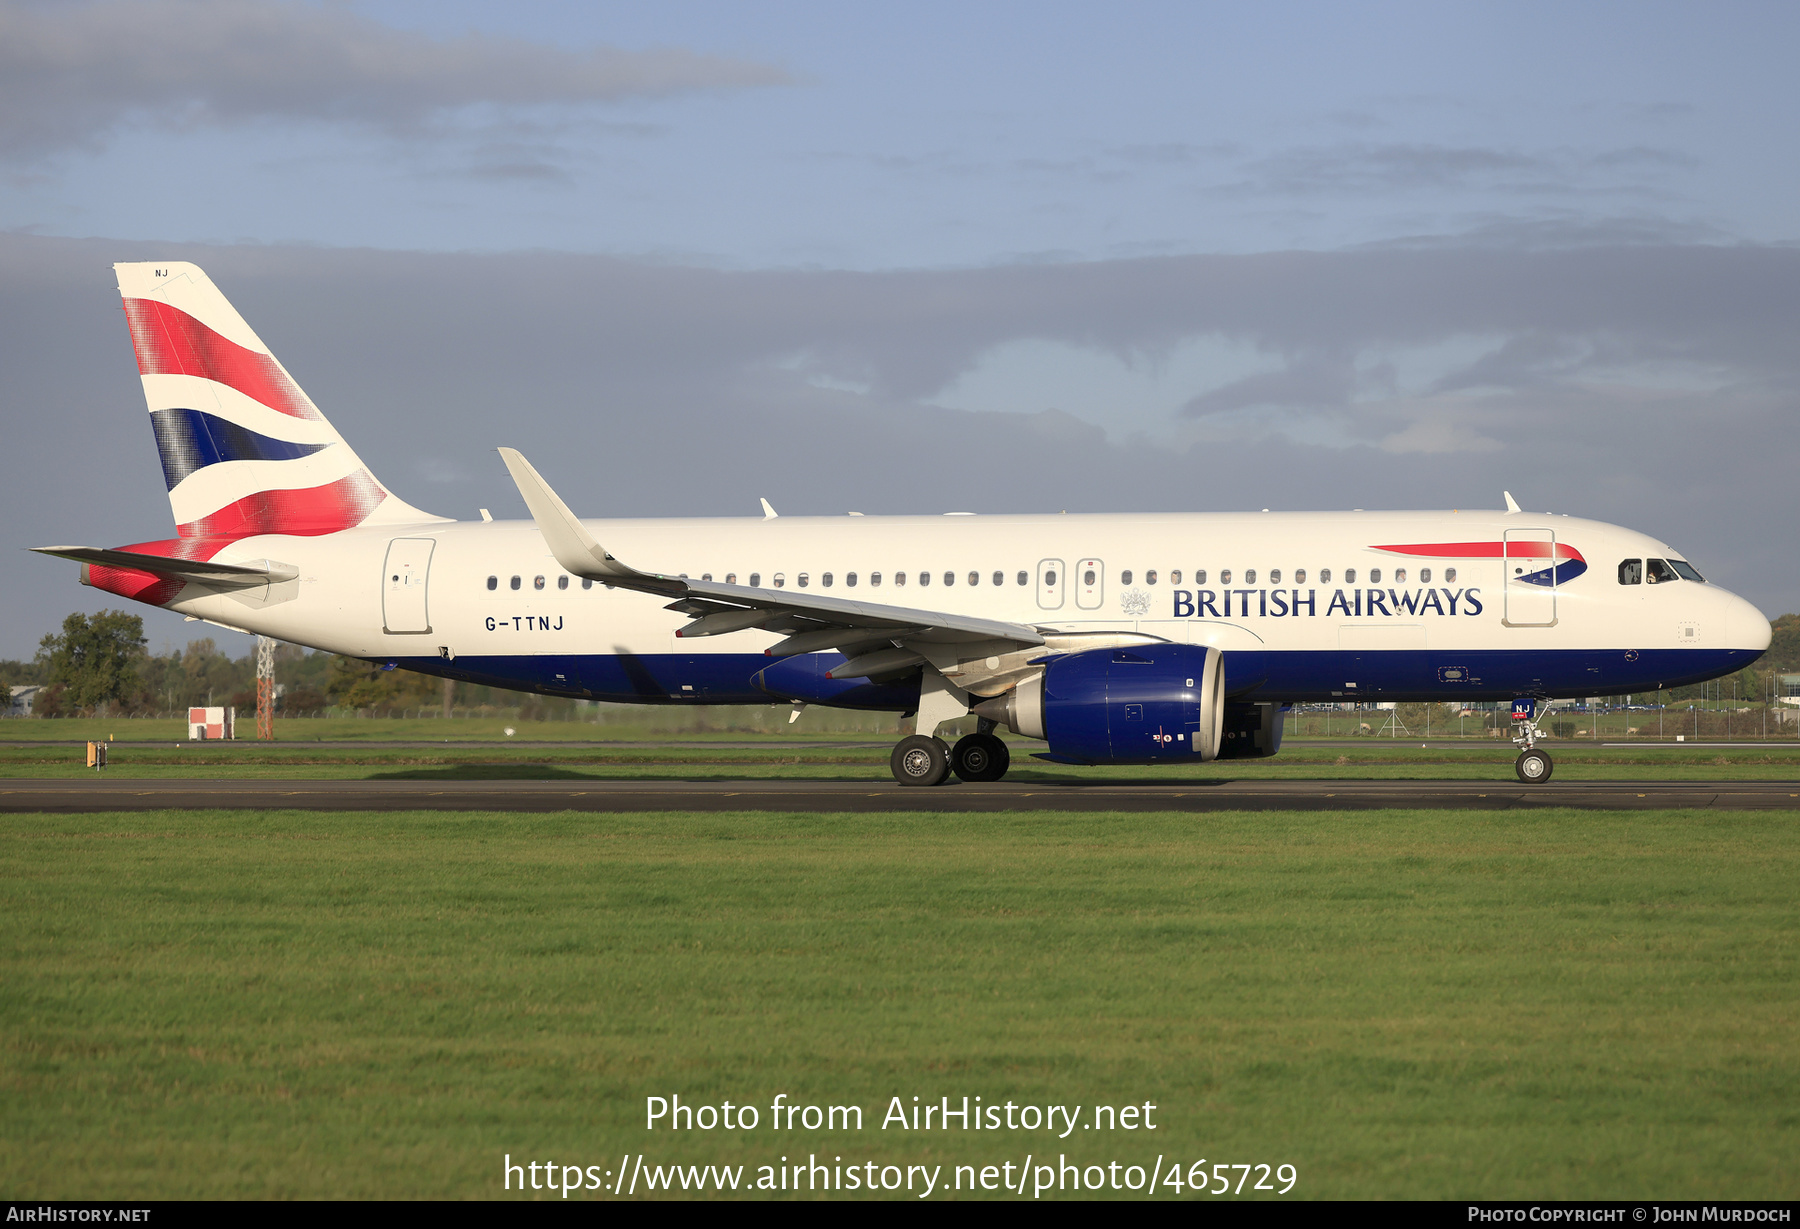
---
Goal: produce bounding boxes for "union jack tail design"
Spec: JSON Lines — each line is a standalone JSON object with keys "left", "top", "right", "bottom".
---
{"left": 115, "top": 261, "right": 438, "bottom": 544}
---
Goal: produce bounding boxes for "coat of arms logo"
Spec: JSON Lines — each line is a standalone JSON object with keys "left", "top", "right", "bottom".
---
{"left": 1119, "top": 587, "right": 1151, "bottom": 616}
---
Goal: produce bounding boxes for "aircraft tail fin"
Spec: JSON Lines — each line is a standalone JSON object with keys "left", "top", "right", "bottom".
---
{"left": 113, "top": 261, "right": 442, "bottom": 539}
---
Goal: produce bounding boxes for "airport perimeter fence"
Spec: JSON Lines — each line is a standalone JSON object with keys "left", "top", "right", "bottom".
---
{"left": 1290, "top": 698, "right": 1800, "bottom": 741}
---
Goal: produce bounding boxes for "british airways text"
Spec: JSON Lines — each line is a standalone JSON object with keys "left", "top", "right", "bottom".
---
{"left": 1171, "top": 588, "right": 1484, "bottom": 618}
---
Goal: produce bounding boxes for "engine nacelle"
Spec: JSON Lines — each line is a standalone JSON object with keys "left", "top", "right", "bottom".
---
{"left": 975, "top": 643, "right": 1225, "bottom": 764}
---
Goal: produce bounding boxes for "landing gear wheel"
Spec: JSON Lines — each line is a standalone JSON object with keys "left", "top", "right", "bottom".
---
{"left": 891, "top": 735, "right": 952, "bottom": 786}
{"left": 1515, "top": 748, "right": 1554, "bottom": 784}
{"left": 952, "top": 733, "right": 1011, "bottom": 782}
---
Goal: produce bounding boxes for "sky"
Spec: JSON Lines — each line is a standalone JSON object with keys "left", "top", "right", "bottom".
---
{"left": 3, "top": 0, "right": 1799, "bottom": 659}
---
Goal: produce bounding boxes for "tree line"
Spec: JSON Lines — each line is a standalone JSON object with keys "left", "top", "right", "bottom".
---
{"left": 2, "top": 610, "right": 579, "bottom": 719}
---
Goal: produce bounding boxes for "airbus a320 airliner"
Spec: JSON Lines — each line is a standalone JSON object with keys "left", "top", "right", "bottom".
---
{"left": 35, "top": 262, "right": 1772, "bottom": 785}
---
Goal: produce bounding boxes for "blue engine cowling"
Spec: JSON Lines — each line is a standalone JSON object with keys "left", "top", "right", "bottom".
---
{"left": 980, "top": 643, "right": 1227, "bottom": 765}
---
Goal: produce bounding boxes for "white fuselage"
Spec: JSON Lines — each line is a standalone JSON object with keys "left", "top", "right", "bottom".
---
{"left": 142, "top": 507, "right": 1770, "bottom": 707}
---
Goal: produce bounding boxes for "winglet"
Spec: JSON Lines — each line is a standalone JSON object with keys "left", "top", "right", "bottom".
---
{"left": 498, "top": 448, "right": 648, "bottom": 585}
{"left": 1503, "top": 490, "right": 1521, "bottom": 514}
{"left": 760, "top": 497, "right": 779, "bottom": 520}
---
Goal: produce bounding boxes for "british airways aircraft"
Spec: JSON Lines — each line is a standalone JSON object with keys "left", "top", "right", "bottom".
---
{"left": 35, "top": 262, "right": 1772, "bottom": 786}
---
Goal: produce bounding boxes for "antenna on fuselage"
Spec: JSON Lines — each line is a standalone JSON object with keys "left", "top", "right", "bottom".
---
{"left": 1503, "top": 491, "right": 1521, "bottom": 514}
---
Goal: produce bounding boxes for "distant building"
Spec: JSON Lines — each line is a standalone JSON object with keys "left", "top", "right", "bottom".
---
{"left": 8, "top": 685, "right": 42, "bottom": 716}
{"left": 1781, "top": 675, "right": 1800, "bottom": 706}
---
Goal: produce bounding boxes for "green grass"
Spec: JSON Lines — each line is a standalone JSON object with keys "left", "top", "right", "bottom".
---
{"left": 3, "top": 808, "right": 1796, "bottom": 1199}
{"left": 9, "top": 712, "right": 1800, "bottom": 744}
{"left": 7, "top": 739, "right": 1800, "bottom": 781}
{"left": 0, "top": 713, "right": 904, "bottom": 743}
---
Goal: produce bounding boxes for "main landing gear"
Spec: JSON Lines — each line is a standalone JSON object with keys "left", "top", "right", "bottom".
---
{"left": 889, "top": 726, "right": 1012, "bottom": 786}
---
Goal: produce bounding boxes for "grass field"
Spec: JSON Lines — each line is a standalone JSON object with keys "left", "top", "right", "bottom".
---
{"left": 3, "top": 806, "right": 1796, "bottom": 1200}
{"left": 8, "top": 739, "right": 1800, "bottom": 782}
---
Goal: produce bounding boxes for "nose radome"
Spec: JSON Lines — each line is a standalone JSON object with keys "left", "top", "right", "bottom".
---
{"left": 1723, "top": 589, "right": 1772, "bottom": 651}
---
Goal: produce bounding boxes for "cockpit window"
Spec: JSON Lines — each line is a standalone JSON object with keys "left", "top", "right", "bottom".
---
{"left": 1668, "top": 559, "right": 1704, "bottom": 582}
{"left": 1618, "top": 559, "right": 1642, "bottom": 585}
{"left": 1646, "top": 558, "right": 1679, "bottom": 584}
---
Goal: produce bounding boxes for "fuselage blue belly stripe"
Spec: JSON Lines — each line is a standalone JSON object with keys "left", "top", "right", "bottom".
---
{"left": 388, "top": 646, "right": 1761, "bottom": 707}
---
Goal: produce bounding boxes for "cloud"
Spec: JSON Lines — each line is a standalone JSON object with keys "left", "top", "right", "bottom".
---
{"left": 1220, "top": 141, "right": 1695, "bottom": 200}
{"left": 0, "top": 0, "right": 790, "bottom": 160}
{"left": 1182, "top": 356, "right": 1359, "bottom": 416}
{"left": 6, "top": 233, "right": 1800, "bottom": 657}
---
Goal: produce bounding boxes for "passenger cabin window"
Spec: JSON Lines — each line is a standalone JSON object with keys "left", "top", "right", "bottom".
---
{"left": 1393, "top": 568, "right": 1405, "bottom": 583}
{"left": 534, "top": 575, "right": 546, "bottom": 590}
{"left": 774, "top": 574, "right": 786, "bottom": 588}
{"left": 919, "top": 572, "right": 930, "bottom": 586}
{"left": 1619, "top": 559, "right": 1643, "bottom": 585}
{"left": 1444, "top": 567, "right": 1456, "bottom": 583}
{"left": 798, "top": 573, "right": 810, "bottom": 588}
{"left": 1245, "top": 569, "right": 1256, "bottom": 584}
{"left": 510, "top": 576, "right": 521, "bottom": 591}
{"left": 1669, "top": 560, "right": 1705, "bottom": 582}
{"left": 486, "top": 575, "right": 497, "bottom": 591}
{"left": 968, "top": 571, "right": 979, "bottom": 586}
{"left": 872, "top": 572, "right": 883, "bottom": 586}
{"left": 944, "top": 572, "right": 955, "bottom": 586}
{"left": 1195, "top": 570, "right": 1207, "bottom": 584}
{"left": 1170, "top": 570, "right": 1182, "bottom": 584}
{"left": 1368, "top": 568, "right": 1381, "bottom": 584}
{"left": 993, "top": 571, "right": 1003, "bottom": 586}
{"left": 1647, "top": 558, "right": 1679, "bottom": 584}
{"left": 557, "top": 575, "right": 569, "bottom": 590}
{"left": 1016, "top": 571, "right": 1028, "bottom": 585}
{"left": 582, "top": 578, "right": 593, "bottom": 590}
{"left": 1146, "top": 569, "right": 1158, "bottom": 585}
{"left": 1344, "top": 569, "right": 1356, "bottom": 584}
{"left": 1083, "top": 568, "right": 1096, "bottom": 586}
{"left": 1319, "top": 568, "right": 1330, "bottom": 583}
{"left": 748, "top": 573, "right": 760, "bottom": 587}
{"left": 846, "top": 572, "right": 858, "bottom": 587}
{"left": 1268, "top": 569, "right": 1280, "bottom": 585}
{"left": 895, "top": 571, "right": 906, "bottom": 586}
{"left": 701, "top": 573, "right": 712, "bottom": 582}
{"left": 1419, "top": 567, "right": 1431, "bottom": 583}
{"left": 1041, "top": 570, "right": 1054, "bottom": 587}
{"left": 821, "top": 573, "right": 833, "bottom": 588}
{"left": 1220, "top": 569, "right": 1232, "bottom": 585}
{"left": 1294, "top": 569, "right": 1306, "bottom": 584}
{"left": 1121, "top": 570, "right": 1133, "bottom": 585}
{"left": 725, "top": 573, "right": 737, "bottom": 584}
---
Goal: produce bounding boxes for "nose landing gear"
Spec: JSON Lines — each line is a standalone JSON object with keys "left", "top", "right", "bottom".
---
{"left": 1515, "top": 747, "right": 1554, "bottom": 783}
{"left": 1510, "top": 696, "right": 1558, "bottom": 783}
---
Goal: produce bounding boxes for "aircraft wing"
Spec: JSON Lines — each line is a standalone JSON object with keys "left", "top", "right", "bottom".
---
{"left": 31, "top": 546, "right": 298, "bottom": 586}
{"left": 498, "top": 448, "right": 1046, "bottom": 678}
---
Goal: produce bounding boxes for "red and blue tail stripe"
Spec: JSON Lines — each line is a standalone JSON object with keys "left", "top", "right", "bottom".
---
{"left": 174, "top": 470, "right": 387, "bottom": 540}
{"left": 122, "top": 298, "right": 322, "bottom": 421}
{"left": 149, "top": 407, "right": 329, "bottom": 490}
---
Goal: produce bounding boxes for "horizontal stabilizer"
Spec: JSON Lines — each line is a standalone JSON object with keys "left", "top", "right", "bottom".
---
{"left": 31, "top": 545, "right": 297, "bottom": 585}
